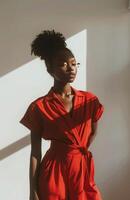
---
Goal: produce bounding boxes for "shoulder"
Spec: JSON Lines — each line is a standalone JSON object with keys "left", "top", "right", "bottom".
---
{"left": 86, "top": 91, "right": 98, "bottom": 101}
{"left": 27, "top": 94, "right": 47, "bottom": 108}
{"left": 76, "top": 89, "right": 98, "bottom": 101}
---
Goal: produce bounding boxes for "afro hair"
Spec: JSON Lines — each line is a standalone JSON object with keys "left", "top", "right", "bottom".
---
{"left": 31, "top": 29, "right": 67, "bottom": 61}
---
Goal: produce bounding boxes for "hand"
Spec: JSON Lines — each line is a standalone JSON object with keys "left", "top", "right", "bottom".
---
{"left": 29, "top": 191, "right": 40, "bottom": 200}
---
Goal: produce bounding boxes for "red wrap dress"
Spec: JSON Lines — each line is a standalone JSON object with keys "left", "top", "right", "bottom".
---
{"left": 19, "top": 86, "right": 104, "bottom": 200}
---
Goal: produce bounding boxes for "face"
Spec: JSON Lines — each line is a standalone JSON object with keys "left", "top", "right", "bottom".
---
{"left": 51, "top": 53, "right": 78, "bottom": 83}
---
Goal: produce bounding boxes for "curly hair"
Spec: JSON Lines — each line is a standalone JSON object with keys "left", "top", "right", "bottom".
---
{"left": 31, "top": 29, "right": 74, "bottom": 74}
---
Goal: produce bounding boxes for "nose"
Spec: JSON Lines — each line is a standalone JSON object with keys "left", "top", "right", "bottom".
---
{"left": 67, "top": 64, "right": 76, "bottom": 72}
{"left": 63, "top": 62, "right": 77, "bottom": 72}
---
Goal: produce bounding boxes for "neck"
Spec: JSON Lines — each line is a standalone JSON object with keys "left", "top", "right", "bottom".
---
{"left": 53, "top": 80, "right": 72, "bottom": 95}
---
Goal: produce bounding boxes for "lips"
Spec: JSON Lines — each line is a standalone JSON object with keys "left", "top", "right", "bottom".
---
{"left": 68, "top": 75, "right": 75, "bottom": 79}
{"left": 68, "top": 74, "right": 76, "bottom": 81}
{"left": 68, "top": 73, "right": 75, "bottom": 76}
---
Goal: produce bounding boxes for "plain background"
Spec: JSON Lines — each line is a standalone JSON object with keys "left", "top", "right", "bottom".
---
{"left": 0, "top": 0, "right": 130, "bottom": 200}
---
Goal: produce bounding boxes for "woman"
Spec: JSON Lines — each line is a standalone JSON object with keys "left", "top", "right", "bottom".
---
{"left": 20, "top": 29, "right": 104, "bottom": 200}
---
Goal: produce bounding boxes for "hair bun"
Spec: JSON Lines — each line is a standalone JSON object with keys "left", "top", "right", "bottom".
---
{"left": 31, "top": 29, "right": 67, "bottom": 60}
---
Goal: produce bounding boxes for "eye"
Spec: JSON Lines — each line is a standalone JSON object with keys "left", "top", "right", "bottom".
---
{"left": 72, "top": 62, "right": 80, "bottom": 68}
{"left": 58, "top": 61, "right": 80, "bottom": 68}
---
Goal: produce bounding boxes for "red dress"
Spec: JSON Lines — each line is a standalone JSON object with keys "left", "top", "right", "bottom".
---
{"left": 19, "top": 86, "right": 104, "bottom": 200}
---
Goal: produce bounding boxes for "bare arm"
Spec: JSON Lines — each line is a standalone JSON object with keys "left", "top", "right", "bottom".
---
{"left": 29, "top": 131, "right": 42, "bottom": 200}
{"left": 88, "top": 122, "right": 98, "bottom": 147}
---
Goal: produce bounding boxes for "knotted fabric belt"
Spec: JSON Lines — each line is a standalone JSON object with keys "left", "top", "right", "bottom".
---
{"left": 50, "top": 140, "right": 90, "bottom": 156}
{"left": 49, "top": 140, "right": 95, "bottom": 186}
{"left": 48, "top": 140, "right": 94, "bottom": 185}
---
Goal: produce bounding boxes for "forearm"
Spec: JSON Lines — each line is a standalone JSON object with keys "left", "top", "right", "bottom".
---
{"left": 88, "top": 131, "right": 97, "bottom": 146}
{"left": 87, "top": 122, "right": 98, "bottom": 147}
{"left": 29, "top": 152, "right": 41, "bottom": 199}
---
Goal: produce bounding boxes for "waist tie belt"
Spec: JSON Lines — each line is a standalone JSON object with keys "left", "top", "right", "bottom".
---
{"left": 49, "top": 140, "right": 95, "bottom": 185}
{"left": 50, "top": 140, "right": 91, "bottom": 156}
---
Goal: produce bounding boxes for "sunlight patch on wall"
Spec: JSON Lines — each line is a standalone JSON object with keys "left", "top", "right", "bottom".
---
{"left": 0, "top": 29, "right": 87, "bottom": 200}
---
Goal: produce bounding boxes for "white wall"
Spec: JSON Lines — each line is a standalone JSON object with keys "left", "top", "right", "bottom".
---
{"left": 0, "top": 30, "right": 87, "bottom": 200}
{"left": 0, "top": 0, "right": 130, "bottom": 199}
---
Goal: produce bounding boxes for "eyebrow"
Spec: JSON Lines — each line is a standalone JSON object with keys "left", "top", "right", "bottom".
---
{"left": 58, "top": 58, "right": 76, "bottom": 63}
{"left": 68, "top": 58, "right": 76, "bottom": 62}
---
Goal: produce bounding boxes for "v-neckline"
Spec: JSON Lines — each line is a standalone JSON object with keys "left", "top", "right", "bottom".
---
{"left": 52, "top": 86, "right": 76, "bottom": 118}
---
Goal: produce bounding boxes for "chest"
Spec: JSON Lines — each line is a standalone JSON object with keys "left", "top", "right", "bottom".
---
{"left": 57, "top": 94, "right": 74, "bottom": 114}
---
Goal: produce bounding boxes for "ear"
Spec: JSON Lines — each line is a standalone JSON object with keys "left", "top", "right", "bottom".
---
{"left": 51, "top": 73, "right": 57, "bottom": 79}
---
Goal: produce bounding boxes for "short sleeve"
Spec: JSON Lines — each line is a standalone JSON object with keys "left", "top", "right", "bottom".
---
{"left": 92, "top": 95, "right": 104, "bottom": 122}
{"left": 19, "top": 102, "right": 43, "bottom": 135}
